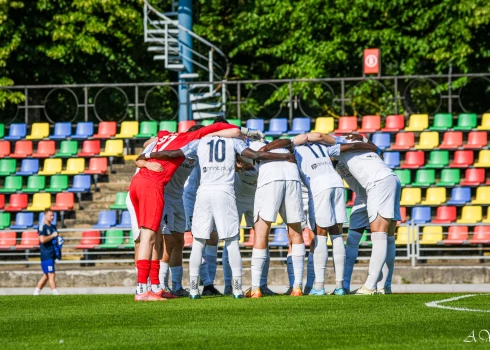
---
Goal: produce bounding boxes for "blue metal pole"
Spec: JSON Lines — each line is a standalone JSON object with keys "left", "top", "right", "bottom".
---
{"left": 178, "top": 0, "right": 193, "bottom": 122}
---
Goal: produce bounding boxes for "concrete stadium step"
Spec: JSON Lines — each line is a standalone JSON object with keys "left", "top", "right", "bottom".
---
{"left": 95, "top": 183, "right": 130, "bottom": 192}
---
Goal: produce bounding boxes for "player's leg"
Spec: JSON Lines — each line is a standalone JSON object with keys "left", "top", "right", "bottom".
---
{"left": 34, "top": 274, "right": 48, "bottom": 295}
{"left": 304, "top": 228, "right": 315, "bottom": 295}
{"left": 189, "top": 237, "right": 206, "bottom": 299}
{"left": 378, "top": 218, "right": 398, "bottom": 294}
{"left": 302, "top": 192, "right": 315, "bottom": 295}
{"left": 222, "top": 245, "right": 233, "bottom": 295}
{"left": 160, "top": 233, "right": 172, "bottom": 291}
{"left": 201, "top": 231, "right": 221, "bottom": 296}
{"left": 285, "top": 243, "right": 294, "bottom": 295}
{"left": 224, "top": 235, "right": 243, "bottom": 298}
{"left": 329, "top": 188, "right": 347, "bottom": 295}
{"left": 169, "top": 231, "right": 187, "bottom": 296}
{"left": 47, "top": 272, "right": 59, "bottom": 295}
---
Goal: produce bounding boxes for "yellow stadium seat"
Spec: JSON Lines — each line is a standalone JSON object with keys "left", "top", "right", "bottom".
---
{"left": 100, "top": 140, "right": 124, "bottom": 157}
{"left": 27, "top": 193, "right": 52, "bottom": 211}
{"left": 61, "top": 158, "right": 85, "bottom": 175}
{"left": 115, "top": 121, "right": 139, "bottom": 138}
{"left": 474, "top": 150, "right": 490, "bottom": 167}
{"left": 311, "top": 117, "right": 335, "bottom": 133}
{"left": 240, "top": 215, "right": 247, "bottom": 227}
{"left": 415, "top": 131, "right": 439, "bottom": 149}
{"left": 327, "top": 236, "right": 332, "bottom": 246}
{"left": 421, "top": 187, "right": 446, "bottom": 205}
{"left": 395, "top": 226, "right": 416, "bottom": 245}
{"left": 419, "top": 226, "right": 444, "bottom": 245}
{"left": 343, "top": 180, "right": 349, "bottom": 189}
{"left": 26, "top": 123, "right": 50, "bottom": 140}
{"left": 457, "top": 206, "right": 482, "bottom": 224}
{"left": 239, "top": 228, "right": 245, "bottom": 244}
{"left": 405, "top": 114, "right": 428, "bottom": 131}
{"left": 477, "top": 113, "right": 490, "bottom": 130}
{"left": 400, "top": 188, "right": 421, "bottom": 206}
{"left": 123, "top": 155, "right": 139, "bottom": 161}
{"left": 38, "top": 158, "right": 62, "bottom": 175}
{"left": 272, "top": 215, "right": 283, "bottom": 227}
{"left": 482, "top": 207, "right": 490, "bottom": 223}
{"left": 471, "top": 187, "right": 490, "bottom": 205}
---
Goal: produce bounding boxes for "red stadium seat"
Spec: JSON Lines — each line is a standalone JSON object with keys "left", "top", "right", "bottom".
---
{"left": 184, "top": 231, "right": 193, "bottom": 248}
{"left": 244, "top": 229, "right": 255, "bottom": 247}
{"left": 432, "top": 206, "right": 457, "bottom": 224}
{"left": 470, "top": 226, "right": 490, "bottom": 244}
{"left": 444, "top": 226, "right": 469, "bottom": 245}
{"left": 439, "top": 132, "right": 463, "bottom": 149}
{"left": 32, "top": 140, "right": 56, "bottom": 158}
{"left": 51, "top": 193, "right": 75, "bottom": 211}
{"left": 391, "top": 132, "right": 415, "bottom": 150}
{"left": 76, "top": 231, "right": 101, "bottom": 249}
{"left": 0, "top": 232, "right": 16, "bottom": 249}
{"left": 78, "top": 140, "right": 101, "bottom": 157}
{"left": 334, "top": 116, "right": 357, "bottom": 133}
{"left": 401, "top": 151, "right": 425, "bottom": 169}
{"left": 84, "top": 158, "right": 108, "bottom": 175}
{"left": 460, "top": 168, "right": 485, "bottom": 186}
{"left": 382, "top": 115, "right": 405, "bottom": 132}
{"left": 302, "top": 228, "right": 313, "bottom": 247}
{"left": 93, "top": 121, "right": 117, "bottom": 139}
{"left": 16, "top": 231, "right": 39, "bottom": 249}
{"left": 0, "top": 194, "right": 4, "bottom": 210}
{"left": 4, "top": 194, "right": 28, "bottom": 212}
{"left": 358, "top": 116, "right": 381, "bottom": 133}
{"left": 0, "top": 141, "right": 11, "bottom": 158}
{"left": 463, "top": 131, "right": 488, "bottom": 149}
{"left": 178, "top": 121, "right": 196, "bottom": 133}
{"left": 10, "top": 140, "right": 33, "bottom": 158}
{"left": 399, "top": 207, "right": 407, "bottom": 223}
{"left": 449, "top": 150, "right": 474, "bottom": 168}
{"left": 347, "top": 191, "right": 355, "bottom": 206}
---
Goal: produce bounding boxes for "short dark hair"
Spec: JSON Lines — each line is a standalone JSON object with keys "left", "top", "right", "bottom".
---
{"left": 187, "top": 125, "right": 205, "bottom": 132}
{"left": 213, "top": 116, "right": 228, "bottom": 124}
{"left": 44, "top": 209, "right": 53, "bottom": 215}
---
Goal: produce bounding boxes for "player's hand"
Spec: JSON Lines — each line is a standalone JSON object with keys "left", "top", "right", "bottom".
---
{"left": 146, "top": 162, "right": 164, "bottom": 172}
{"left": 345, "top": 134, "right": 364, "bottom": 141}
{"left": 285, "top": 153, "right": 297, "bottom": 164}
{"left": 53, "top": 231, "right": 59, "bottom": 237}
{"left": 258, "top": 146, "right": 267, "bottom": 152}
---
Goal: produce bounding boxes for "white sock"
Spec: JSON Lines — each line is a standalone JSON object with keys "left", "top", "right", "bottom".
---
{"left": 137, "top": 283, "right": 147, "bottom": 294}
{"left": 204, "top": 245, "right": 218, "bottom": 284}
{"left": 286, "top": 255, "right": 294, "bottom": 287}
{"left": 344, "top": 230, "right": 362, "bottom": 291}
{"left": 365, "top": 232, "right": 388, "bottom": 290}
{"left": 306, "top": 252, "right": 315, "bottom": 288}
{"left": 151, "top": 284, "right": 162, "bottom": 293}
{"left": 222, "top": 246, "right": 232, "bottom": 286}
{"left": 199, "top": 258, "right": 211, "bottom": 286}
{"left": 260, "top": 249, "right": 270, "bottom": 287}
{"left": 190, "top": 238, "right": 206, "bottom": 295}
{"left": 313, "top": 236, "right": 328, "bottom": 290}
{"left": 225, "top": 237, "right": 242, "bottom": 296}
{"left": 251, "top": 248, "right": 267, "bottom": 289}
{"left": 385, "top": 236, "right": 396, "bottom": 288}
{"left": 159, "top": 262, "right": 169, "bottom": 289}
{"left": 291, "top": 243, "right": 306, "bottom": 289}
{"left": 170, "top": 266, "right": 183, "bottom": 290}
{"left": 331, "top": 234, "right": 345, "bottom": 289}
{"left": 33, "top": 288, "right": 41, "bottom": 296}
{"left": 52, "top": 289, "right": 59, "bottom": 295}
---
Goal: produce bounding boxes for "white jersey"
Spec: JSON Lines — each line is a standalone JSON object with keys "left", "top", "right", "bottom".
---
{"left": 336, "top": 162, "right": 367, "bottom": 199}
{"left": 249, "top": 141, "right": 301, "bottom": 187}
{"left": 181, "top": 137, "right": 248, "bottom": 196}
{"left": 164, "top": 158, "right": 198, "bottom": 200}
{"left": 234, "top": 169, "right": 258, "bottom": 198}
{"left": 135, "top": 141, "right": 157, "bottom": 175}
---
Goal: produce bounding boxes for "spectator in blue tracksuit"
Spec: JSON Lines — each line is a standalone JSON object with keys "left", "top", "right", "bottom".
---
{"left": 34, "top": 209, "right": 59, "bottom": 295}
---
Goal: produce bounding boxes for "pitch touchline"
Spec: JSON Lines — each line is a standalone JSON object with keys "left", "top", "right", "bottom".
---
{"left": 425, "top": 294, "right": 490, "bottom": 313}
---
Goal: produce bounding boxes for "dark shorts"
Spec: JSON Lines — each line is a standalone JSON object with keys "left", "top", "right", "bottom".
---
{"left": 41, "top": 259, "right": 55, "bottom": 274}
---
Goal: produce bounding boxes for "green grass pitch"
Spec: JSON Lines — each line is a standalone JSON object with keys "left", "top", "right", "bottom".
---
{"left": 1, "top": 294, "right": 489, "bottom": 349}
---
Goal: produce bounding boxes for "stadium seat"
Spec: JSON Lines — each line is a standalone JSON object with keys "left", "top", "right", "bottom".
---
{"left": 0, "top": 140, "right": 10, "bottom": 158}
{"left": 421, "top": 187, "right": 446, "bottom": 205}
{"left": 10, "top": 212, "right": 34, "bottom": 230}
{"left": 16, "top": 159, "right": 39, "bottom": 176}
{"left": 469, "top": 226, "right": 490, "bottom": 244}
{"left": 61, "top": 158, "right": 85, "bottom": 175}
{"left": 460, "top": 168, "right": 485, "bottom": 186}
{"left": 426, "top": 150, "right": 449, "bottom": 168}
{"left": 0, "top": 194, "right": 3, "bottom": 209}
{"left": 439, "top": 131, "right": 463, "bottom": 149}
{"left": 474, "top": 150, "right": 490, "bottom": 167}
{"left": 78, "top": 140, "right": 100, "bottom": 157}
{"left": 463, "top": 131, "right": 487, "bottom": 149}
{"left": 270, "top": 228, "right": 288, "bottom": 247}
{"left": 116, "top": 211, "right": 131, "bottom": 229}
{"left": 394, "top": 169, "right": 411, "bottom": 186}
{"left": 449, "top": 150, "right": 474, "bottom": 168}
{"left": 419, "top": 226, "right": 443, "bottom": 245}
{"left": 412, "top": 169, "right": 435, "bottom": 187}
{"left": 381, "top": 115, "right": 404, "bottom": 132}
{"left": 16, "top": 231, "right": 39, "bottom": 249}
{"left": 93, "top": 121, "right": 117, "bottom": 139}
{"left": 45, "top": 175, "right": 69, "bottom": 193}
{"left": 334, "top": 116, "right": 357, "bottom": 133}
{"left": 399, "top": 206, "right": 407, "bottom": 222}
{"left": 405, "top": 114, "right": 428, "bottom": 131}
{"left": 433, "top": 206, "right": 457, "bottom": 224}
{"left": 135, "top": 121, "right": 158, "bottom": 138}
{"left": 0, "top": 175, "right": 23, "bottom": 193}
{"left": 115, "top": 121, "right": 138, "bottom": 138}
{"left": 436, "top": 168, "right": 460, "bottom": 186}
{"left": 0, "top": 159, "right": 17, "bottom": 176}
{"left": 26, "top": 193, "right": 51, "bottom": 211}
{"left": 447, "top": 187, "right": 471, "bottom": 206}
{"left": 99, "top": 230, "right": 124, "bottom": 249}
{"left": 265, "top": 118, "right": 288, "bottom": 136}
{"left": 410, "top": 206, "right": 431, "bottom": 224}
{"left": 400, "top": 188, "right": 421, "bottom": 206}
{"left": 85, "top": 158, "right": 108, "bottom": 175}
{"left": 311, "top": 117, "right": 335, "bottom": 133}
{"left": 444, "top": 226, "right": 468, "bottom": 245}
{"left": 401, "top": 151, "right": 425, "bottom": 169}
{"left": 51, "top": 192, "right": 75, "bottom": 211}
{"left": 391, "top": 132, "right": 414, "bottom": 150}
{"left": 178, "top": 120, "right": 196, "bottom": 133}
{"left": 471, "top": 187, "right": 490, "bottom": 205}
{"left": 49, "top": 122, "right": 72, "bottom": 140}
{"left": 457, "top": 206, "right": 482, "bottom": 224}
{"left": 93, "top": 211, "right": 117, "bottom": 229}
{"left": 55, "top": 140, "right": 78, "bottom": 157}
{"left": 72, "top": 122, "right": 94, "bottom": 140}
{"left": 5, "top": 193, "right": 28, "bottom": 212}
{"left": 32, "top": 140, "right": 56, "bottom": 158}
{"left": 0, "top": 232, "right": 17, "bottom": 250}
{"left": 453, "top": 113, "right": 477, "bottom": 131}
{"left": 415, "top": 131, "right": 439, "bottom": 150}
{"left": 0, "top": 213, "right": 10, "bottom": 229}
{"left": 10, "top": 140, "right": 33, "bottom": 158}
{"left": 0, "top": 123, "right": 3, "bottom": 139}
{"left": 288, "top": 117, "right": 311, "bottom": 135}
{"left": 159, "top": 120, "right": 177, "bottom": 132}
{"left": 4, "top": 123, "right": 27, "bottom": 141}
{"left": 383, "top": 152, "right": 400, "bottom": 168}
{"left": 429, "top": 113, "right": 453, "bottom": 130}
{"left": 23, "top": 175, "right": 46, "bottom": 193}
{"left": 358, "top": 116, "right": 381, "bottom": 133}
{"left": 68, "top": 174, "right": 91, "bottom": 192}
{"left": 100, "top": 140, "right": 124, "bottom": 157}
{"left": 246, "top": 119, "right": 265, "bottom": 132}
{"left": 372, "top": 133, "right": 391, "bottom": 150}
{"left": 35, "top": 211, "right": 58, "bottom": 229}
{"left": 227, "top": 119, "right": 241, "bottom": 127}
{"left": 110, "top": 192, "right": 128, "bottom": 210}
{"left": 26, "top": 123, "right": 49, "bottom": 140}
{"left": 184, "top": 231, "right": 194, "bottom": 247}
{"left": 477, "top": 113, "right": 490, "bottom": 130}
{"left": 38, "top": 158, "right": 62, "bottom": 175}
{"left": 395, "top": 226, "right": 416, "bottom": 245}
{"left": 76, "top": 231, "right": 101, "bottom": 249}
{"left": 201, "top": 120, "right": 213, "bottom": 127}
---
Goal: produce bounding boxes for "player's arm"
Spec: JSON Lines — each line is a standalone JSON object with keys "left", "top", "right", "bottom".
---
{"left": 340, "top": 142, "right": 380, "bottom": 153}
{"left": 197, "top": 122, "right": 238, "bottom": 138}
{"left": 135, "top": 149, "right": 185, "bottom": 161}
{"left": 302, "top": 132, "right": 337, "bottom": 145}
{"left": 241, "top": 148, "right": 296, "bottom": 163}
{"left": 135, "top": 159, "right": 164, "bottom": 172}
{"left": 143, "top": 137, "right": 157, "bottom": 148}
{"left": 208, "top": 127, "right": 242, "bottom": 139}
{"left": 39, "top": 230, "right": 58, "bottom": 244}
{"left": 258, "top": 138, "right": 294, "bottom": 152}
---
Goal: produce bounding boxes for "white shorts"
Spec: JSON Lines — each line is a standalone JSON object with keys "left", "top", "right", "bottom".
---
{"left": 254, "top": 180, "right": 304, "bottom": 224}
{"left": 349, "top": 196, "right": 370, "bottom": 230}
{"left": 236, "top": 196, "right": 255, "bottom": 227}
{"left": 301, "top": 187, "right": 315, "bottom": 230}
{"left": 192, "top": 190, "right": 239, "bottom": 240}
{"left": 161, "top": 197, "right": 186, "bottom": 234}
{"left": 367, "top": 175, "right": 402, "bottom": 223}
{"left": 126, "top": 194, "right": 140, "bottom": 242}
{"left": 313, "top": 188, "right": 347, "bottom": 228}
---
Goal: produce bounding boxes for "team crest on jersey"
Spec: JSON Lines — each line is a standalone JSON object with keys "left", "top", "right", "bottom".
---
{"left": 202, "top": 167, "right": 207, "bottom": 173}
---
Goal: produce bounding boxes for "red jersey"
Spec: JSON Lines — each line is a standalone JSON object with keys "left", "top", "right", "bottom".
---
{"left": 135, "top": 122, "right": 238, "bottom": 185}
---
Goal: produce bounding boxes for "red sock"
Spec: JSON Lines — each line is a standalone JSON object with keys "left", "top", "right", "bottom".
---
{"left": 149, "top": 260, "right": 161, "bottom": 285}
{"left": 136, "top": 260, "right": 150, "bottom": 284}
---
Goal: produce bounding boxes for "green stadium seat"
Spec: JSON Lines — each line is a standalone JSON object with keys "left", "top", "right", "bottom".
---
{"left": 110, "top": 192, "right": 128, "bottom": 210}
{"left": 201, "top": 120, "right": 213, "bottom": 126}
{"left": 425, "top": 150, "right": 449, "bottom": 168}
{"left": 429, "top": 113, "right": 453, "bottom": 130}
{"left": 99, "top": 230, "right": 124, "bottom": 249}
{"left": 412, "top": 169, "right": 435, "bottom": 187}
{"left": 122, "top": 231, "right": 135, "bottom": 249}
{"left": 45, "top": 175, "right": 69, "bottom": 193}
{"left": 23, "top": 175, "right": 46, "bottom": 193}
{"left": 0, "top": 124, "right": 4, "bottom": 138}
{"left": 55, "top": 140, "right": 79, "bottom": 157}
{"left": 0, "top": 176, "right": 23, "bottom": 193}
{"left": 227, "top": 119, "right": 241, "bottom": 127}
{"left": 0, "top": 159, "right": 17, "bottom": 176}
{"left": 436, "top": 169, "right": 460, "bottom": 187}
{"left": 453, "top": 113, "right": 477, "bottom": 131}
{"left": 135, "top": 121, "right": 158, "bottom": 138}
{"left": 159, "top": 121, "right": 177, "bottom": 132}
{"left": 394, "top": 169, "right": 411, "bottom": 186}
{"left": 345, "top": 207, "right": 352, "bottom": 225}
{"left": 0, "top": 213, "right": 11, "bottom": 229}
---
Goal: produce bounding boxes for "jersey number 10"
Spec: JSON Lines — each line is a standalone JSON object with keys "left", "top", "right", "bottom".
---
{"left": 207, "top": 139, "right": 226, "bottom": 163}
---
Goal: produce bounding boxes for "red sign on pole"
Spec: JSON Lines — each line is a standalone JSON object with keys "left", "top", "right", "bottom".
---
{"left": 363, "top": 49, "right": 380, "bottom": 75}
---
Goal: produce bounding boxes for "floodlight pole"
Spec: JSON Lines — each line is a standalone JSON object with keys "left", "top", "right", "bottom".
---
{"left": 178, "top": 0, "right": 193, "bottom": 122}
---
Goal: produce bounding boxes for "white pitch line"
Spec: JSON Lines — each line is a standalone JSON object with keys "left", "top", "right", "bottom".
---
{"left": 425, "top": 294, "right": 490, "bottom": 313}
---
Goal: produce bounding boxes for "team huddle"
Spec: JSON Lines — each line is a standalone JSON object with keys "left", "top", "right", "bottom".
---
{"left": 126, "top": 117, "right": 401, "bottom": 301}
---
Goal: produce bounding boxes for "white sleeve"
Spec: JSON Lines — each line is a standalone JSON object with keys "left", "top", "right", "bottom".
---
{"left": 180, "top": 140, "right": 199, "bottom": 158}
{"left": 233, "top": 139, "right": 248, "bottom": 155}
{"left": 326, "top": 144, "right": 341, "bottom": 157}
{"left": 249, "top": 141, "right": 265, "bottom": 151}
{"left": 333, "top": 136, "right": 349, "bottom": 144}
{"left": 142, "top": 141, "right": 156, "bottom": 156}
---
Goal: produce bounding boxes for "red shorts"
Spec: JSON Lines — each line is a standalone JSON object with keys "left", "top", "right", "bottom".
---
{"left": 129, "top": 176, "right": 165, "bottom": 233}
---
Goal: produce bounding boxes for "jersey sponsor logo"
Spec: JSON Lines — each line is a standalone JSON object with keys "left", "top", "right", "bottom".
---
{"left": 202, "top": 165, "right": 234, "bottom": 173}
{"left": 311, "top": 160, "right": 330, "bottom": 170}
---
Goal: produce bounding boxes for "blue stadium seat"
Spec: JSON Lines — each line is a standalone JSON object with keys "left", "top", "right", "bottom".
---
{"left": 34, "top": 212, "right": 58, "bottom": 229}
{"left": 372, "top": 133, "right": 391, "bottom": 150}
{"left": 383, "top": 152, "right": 400, "bottom": 168}
{"left": 16, "top": 159, "right": 39, "bottom": 176}
{"left": 116, "top": 211, "right": 131, "bottom": 229}
{"left": 49, "top": 122, "right": 72, "bottom": 140}
{"left": 93, "top": 211, "right": 117, "bottom": 229}
{"left": 264, "top": 118, "right": 288, "bottom": 137}
{"left": 269, "top": 228, "right": 288, "bottom": 246}
{"left": 446, "top": 187, "right": 471, "bottom": 205}
{"left": 246, "top": 119, "right": 265, "bottom": 132}
{"left": 411, "top": 206, "right": 431, "bottom": 224}
{"left": 4, "top": 123, "right": 27, "bottom": 141}
{"left": 288, "top": 117, "right": 311, "bottom": 135}
{"left": 68, "top": 175, "right": 92, "bottom": 192}
{"left": 10, "top": 212, "right": 34, "bottom": 230}
{"left": 71, "top": 122, "right": 94, "bottom": 140}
